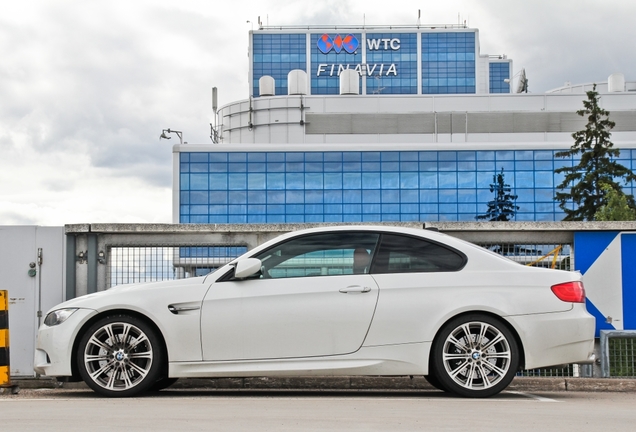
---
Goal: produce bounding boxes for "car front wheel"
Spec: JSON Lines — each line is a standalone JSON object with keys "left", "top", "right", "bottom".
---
{"left": 77, "top": 314, "right": 164, "bottom": 397}
{"left": 430, "top": 314, "right": 519, "bottom": 398}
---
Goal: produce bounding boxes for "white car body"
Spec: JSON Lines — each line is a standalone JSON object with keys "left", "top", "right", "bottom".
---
{"left": 34, "top": 226, "right": 595, "bottom": 397}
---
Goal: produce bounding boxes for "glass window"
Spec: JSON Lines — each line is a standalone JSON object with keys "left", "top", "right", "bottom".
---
{"left": 371, "top": 233, "right": 466, "bottom": 273}
{"left": 254, "top": 232, "right": 380, "bottom": 279}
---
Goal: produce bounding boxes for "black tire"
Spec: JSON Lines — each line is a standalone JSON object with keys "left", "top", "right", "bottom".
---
{"left": 77, "top": 314, "right": 164, "bottom": 397}
{"left": 149, "top": 377, "right": 179, "bottom": 392}
{"left": 430, "top": 314, "right": 519, "bottom": 398}
{"left": 424, "top": 373, "right": 448, "bottom": 392}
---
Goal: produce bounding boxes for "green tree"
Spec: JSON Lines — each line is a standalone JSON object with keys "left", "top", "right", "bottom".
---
{"left": 594, "top": 183, "right": 636, "bottom": 221}
{"left": 554, "top": 84, "right": 636, "bottom": 220}
{"left": 476, "top": 168, "right": 519, "bottom": 221}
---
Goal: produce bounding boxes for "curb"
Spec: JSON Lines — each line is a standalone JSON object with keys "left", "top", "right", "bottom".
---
{"left": 10, "top": 376, "right": 636, "bottom": 393}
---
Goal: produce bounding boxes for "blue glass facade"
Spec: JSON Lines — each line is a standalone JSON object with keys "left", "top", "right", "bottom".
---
{"left": 251, "top": 30, "right": 485, "bottom": 96}
{"left": 180, "top": 246, "right": 248, "bottom": 258}
{"left": 178, "top": 150, "right": 636, "bottom": 223}
{"left": 365, "top": 33, "right": 417, "bottom": 95}
{"left": 421, "top": 32, "right": 476, "bottom": 94}
{"left": 252, "top": 33, "right": 307, "bottom": 97}
{"left": 489, "top": 62, "right": 511, "bottom": 93}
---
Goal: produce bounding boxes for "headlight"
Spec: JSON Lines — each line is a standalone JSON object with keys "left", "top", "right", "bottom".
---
{"left": 43, "top": 308, "right": 78, "bottom": 327}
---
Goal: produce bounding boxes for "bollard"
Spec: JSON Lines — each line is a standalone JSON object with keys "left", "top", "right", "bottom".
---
{"left": 0, "top": 290, "right": 19, "bottom": 394}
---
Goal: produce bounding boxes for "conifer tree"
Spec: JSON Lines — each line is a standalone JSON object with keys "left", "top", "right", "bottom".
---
{"left": 476, "top": 168, "right": 519, "bottom": 221}
{"left": 555, "top": 85, "right": 636, "bottom": 220}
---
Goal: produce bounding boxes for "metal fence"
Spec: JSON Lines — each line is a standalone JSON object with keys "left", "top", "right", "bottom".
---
{"left": 103, "top": 238, "right": 595, "bottom": 377}
{"left": 106, "top": 242, "right": 572, "bottom": 287}
{"left": 609, "top": 338, "right": 636, "bottom": 377}
{"left": 476, "top": 242, "right": 571, "bottom": 269}
{"left": 601, "top": 331, "right": 636, "bottom": 378}
{"left": 67, "top": 222, "right": 636, "bottom": 379}
{"left": 107, "top": 245, "right": 247, "bottom": 288}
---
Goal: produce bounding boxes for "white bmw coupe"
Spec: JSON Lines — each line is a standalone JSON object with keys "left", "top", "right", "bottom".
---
{"left": 35, "top": 226, "right": 595, "bottom": 398}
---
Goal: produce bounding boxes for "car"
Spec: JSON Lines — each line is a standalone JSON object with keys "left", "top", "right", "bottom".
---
{"left": 34, "top": 226, "right": 595, "bottom": 398}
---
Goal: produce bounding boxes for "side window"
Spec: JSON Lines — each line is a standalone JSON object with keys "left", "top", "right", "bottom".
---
{"left": 254, "top": 232, "right": 380, "bottom": 279}
{"left": 371, "top": 234, "right": 466, "bottom": 274}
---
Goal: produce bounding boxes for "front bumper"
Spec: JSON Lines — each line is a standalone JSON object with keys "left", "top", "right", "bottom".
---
{"left": 34, "top": 308, "right": 97, "bottom": 377}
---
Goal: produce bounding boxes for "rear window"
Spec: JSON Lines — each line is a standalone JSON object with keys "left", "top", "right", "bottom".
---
{"left": 371, "top": 233, "right": 466, "bottom": 273}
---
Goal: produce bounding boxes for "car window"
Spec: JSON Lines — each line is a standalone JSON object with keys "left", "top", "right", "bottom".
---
{"left": 254, "top": 232, "right": 380, "bottom": 279}
{"left": 371, "top": 233, "right": 466, "bottom": 274}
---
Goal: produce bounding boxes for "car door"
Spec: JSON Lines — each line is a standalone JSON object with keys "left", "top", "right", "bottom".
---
{"left": 363, "top": 233, "right": 469, "bottom": 347}
{"left": 200, "top": 231, "right": 381, "bottom": 361}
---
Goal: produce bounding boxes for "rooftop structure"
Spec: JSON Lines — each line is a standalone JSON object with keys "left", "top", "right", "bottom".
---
{"left": 173, "top": 25, "right": 636, "bottom": 223}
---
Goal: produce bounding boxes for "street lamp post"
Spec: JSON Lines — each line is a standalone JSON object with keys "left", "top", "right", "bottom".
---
{"left": 160, "top": 129, "right": 183, "bottom": 145}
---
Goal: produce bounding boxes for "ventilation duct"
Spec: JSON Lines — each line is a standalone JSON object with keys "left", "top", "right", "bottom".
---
{"left": 259, "top": 76, "right": 275, "bottom": 96}
{"left": 608, "top": 73, "right": 625, "bottom": 93}
{"left": 287, "top": 70, "right": 308, "bottom": 95}
{"left": 339, "top": 69, "right": 360, "bottom": 95}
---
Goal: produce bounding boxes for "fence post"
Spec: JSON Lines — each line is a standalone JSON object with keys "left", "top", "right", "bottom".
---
{"left": 0, "top": 290, "right": 19, "bottom": 394}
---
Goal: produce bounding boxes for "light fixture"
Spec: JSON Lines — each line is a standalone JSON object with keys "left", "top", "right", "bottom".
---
{"left": 76, "top": 251, "right": 87, "bottom": 264}
{"left": 160, "top": 128, "right": 183, "bottom": 145}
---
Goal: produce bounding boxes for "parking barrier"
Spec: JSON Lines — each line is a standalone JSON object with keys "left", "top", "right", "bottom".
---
{"left": 0, "top": 290, "right": 19, "bottom": 394}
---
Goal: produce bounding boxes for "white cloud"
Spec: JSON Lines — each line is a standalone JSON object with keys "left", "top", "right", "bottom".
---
{"left": 1, "top": 0, "right": 635, "bottom": 225}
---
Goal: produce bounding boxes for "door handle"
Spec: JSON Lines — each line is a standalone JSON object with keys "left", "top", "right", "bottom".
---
{"left": 339, "top": 285, "right": 371, "bottom": 294}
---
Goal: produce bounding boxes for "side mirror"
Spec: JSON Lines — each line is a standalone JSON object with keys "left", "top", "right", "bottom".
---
{"left": 234, "top": 258, "right": 262, "bottom": 279}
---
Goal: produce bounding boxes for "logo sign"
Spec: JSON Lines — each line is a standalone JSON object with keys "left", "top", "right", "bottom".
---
{"left": 314, "top": 33, "right": 402, "bottom": 79}
{"left": 317, "top": 34, "right": 359, "bottom": 54}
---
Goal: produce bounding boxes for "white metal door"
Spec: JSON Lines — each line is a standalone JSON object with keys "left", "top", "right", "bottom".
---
{"left": 0, "top": 227, "right": 64, "bottom": 376}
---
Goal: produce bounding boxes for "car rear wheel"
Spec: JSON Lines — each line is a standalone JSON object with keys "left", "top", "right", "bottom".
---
{"left": 431, "top": 314, "right": 519, "bottom": 398}
{"left": 77, "top": 314, "right": 164, "bottom": 397}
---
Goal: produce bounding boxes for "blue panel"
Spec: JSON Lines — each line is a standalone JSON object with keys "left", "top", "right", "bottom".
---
{"left": 586, "top": 299, "right": 616, "bottom": 337}
{"left": 252, "top": 33, "right": 307, "bottom": 97}
{"left": 489, "top": 62, "right": 510, "bottom": 94}
{"left": 621, "top": 234, "right": 636, "bottom": 329}
{"left": 422, "top": 32, "right": 476, "bottom": 94}
{"left": 365, "top": 33, "right": 417, "bottom": 94}
{"left": 573, "top": 231, "right": 620, "bottom": 275}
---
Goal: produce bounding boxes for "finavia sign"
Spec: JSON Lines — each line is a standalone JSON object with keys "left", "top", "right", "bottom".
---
{"left": 315, "top": 34, "right": 402, "bottom": 77}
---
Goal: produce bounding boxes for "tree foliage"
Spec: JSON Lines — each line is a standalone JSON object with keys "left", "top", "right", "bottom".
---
{"left": 594, "top": 184, "right": 636, "bottom": 221}
{"left": 554, "top": 85, "right": 636, "bottom": 220}
{"left": 476, "top": 168, "right": 519, "bottom": 221}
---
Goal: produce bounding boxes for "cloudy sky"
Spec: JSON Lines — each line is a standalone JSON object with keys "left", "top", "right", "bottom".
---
{"left": 2, "top": 0, "right": 635, "bottom": 226}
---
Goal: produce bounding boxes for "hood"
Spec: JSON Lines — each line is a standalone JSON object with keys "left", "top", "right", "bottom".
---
{"left": 46, "top": 276, "right": 208, "bottom": 313}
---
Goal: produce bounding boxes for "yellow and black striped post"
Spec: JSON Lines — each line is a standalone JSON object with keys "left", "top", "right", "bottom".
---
{"left": 0, "top": 290, "right": 19, "bottom": 394}
{"left": 0, "top": 290, "right": 9, "bottom": 385}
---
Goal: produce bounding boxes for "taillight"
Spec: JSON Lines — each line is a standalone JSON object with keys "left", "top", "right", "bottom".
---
{"left": 551, "top": 281, "right": 586, "bottom": 303}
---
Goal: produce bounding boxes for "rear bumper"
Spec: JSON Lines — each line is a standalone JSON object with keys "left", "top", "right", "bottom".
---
{"left": 508, "top": 304, "right": 595, "bottom": 370}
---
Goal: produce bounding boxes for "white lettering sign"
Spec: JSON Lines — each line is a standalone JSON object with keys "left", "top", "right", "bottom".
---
{"left": 366, "top": 38, "right": 401, "bottom": 51}
{"left": 316, "top": 64, "right": 398, "bottom": 77}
